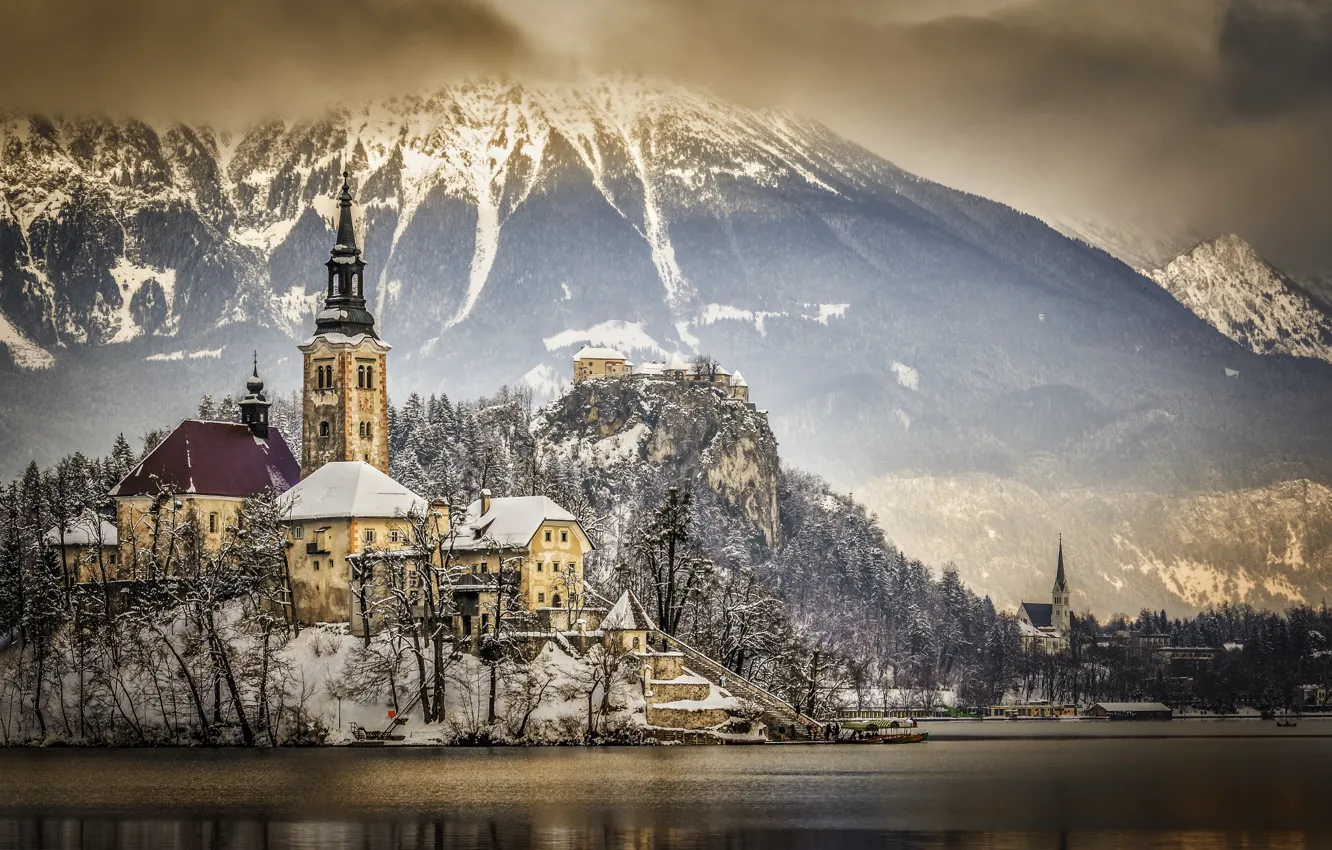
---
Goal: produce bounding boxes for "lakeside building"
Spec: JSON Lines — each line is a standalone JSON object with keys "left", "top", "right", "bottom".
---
{"left": 987, "top": 702, "right": 1078, "bottom": 718}
{"left": 1085, "top": 702, "right": 1173, "bottom": 720}
{"left": 1017, "top": 537, "right": 1072, "bottom": 651}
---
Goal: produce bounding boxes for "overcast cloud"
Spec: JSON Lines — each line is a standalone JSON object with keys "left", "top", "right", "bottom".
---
{"left": 3, "top": 0, "right": 1329, "bottom": 272}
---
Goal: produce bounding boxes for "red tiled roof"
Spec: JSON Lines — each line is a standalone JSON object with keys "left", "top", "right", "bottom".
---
{"left": 109, "top": 420, "right": 301, "bottom": 499}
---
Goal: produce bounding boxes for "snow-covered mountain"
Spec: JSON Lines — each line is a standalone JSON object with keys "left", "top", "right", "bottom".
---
{"left": 3, "top": 78, "right": 1332, "bottom": 613}
{"left": 1148, "top": 235, "right": 1332, "bottom": 364}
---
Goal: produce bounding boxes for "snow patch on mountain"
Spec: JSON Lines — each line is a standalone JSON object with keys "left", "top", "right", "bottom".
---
{"left": 1149, "top": 235, "right": 1332, "bottom": 363}
{"left": 0, "top": 309, "right": 54, "bottom": 369}
{"left": 107, "top": 258, "right": 176, "bottom": 343}
{"left": 543, "top": 321, "right": 660, "bottom": 356}
{"left": 890, "top": 361, "right": 919, "bottom": 391}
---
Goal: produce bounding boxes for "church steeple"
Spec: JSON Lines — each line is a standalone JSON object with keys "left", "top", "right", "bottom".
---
{"left": 299, "top": 172, "right": 391, "bottom": 479}
{"left": 1054, "top": 534, "right": 1067, "bottom": 592}
{"left": 238, "top": 352, "right": 271, "bottom": 439}
{"left": 1051, "top": 534, "right": 1071, "bottom": 636}
{"left": 316, "top": 172, "right": 378, "bottom": 339}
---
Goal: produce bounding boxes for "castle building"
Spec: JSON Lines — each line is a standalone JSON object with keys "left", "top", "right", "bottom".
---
{"left": 299, "top": 174, "right": 391, "bottom": 478}
{"left": 1017, "top": 537, "right": 1072, "bottom": 651}
{"left": 108, "top": 360, "right": 300, "bottom": 577}
{"left": 572, "top": 346, "right": 632, "bottom": 381}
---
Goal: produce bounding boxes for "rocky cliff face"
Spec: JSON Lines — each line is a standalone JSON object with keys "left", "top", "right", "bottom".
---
{"left": 538, "top": 377, "right": 781, "bottom": 547}
{"left": 1149, "top": 235, "right": 1332, "bottom": 364}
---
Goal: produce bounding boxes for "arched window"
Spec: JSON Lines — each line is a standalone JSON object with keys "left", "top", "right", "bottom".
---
{"left": 325, "top": 365, "right": 334, "bottom": 387}
{"left": 319, "top": 421, "right": 330, "bottom": 437}
{"left": 366, "top": 366, "right": 374, "bottom": 388}
{"left": 365, "top": 422, "right": 372, "bottom": 438}
{"left": 552, "top": 594, "right": 561, "bottom": 608}
{"left": 316, "top": 366, "right": 324, "bottom": 389}
{"left": 357, "top": 365, "right": 365, "bottom": 388}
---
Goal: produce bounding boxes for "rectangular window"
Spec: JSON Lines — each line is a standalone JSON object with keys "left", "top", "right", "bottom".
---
{"left": 538, "top": 592, "right": 545, "bottom": 603}
{"left": 481, "top": 561, "right": 488, "bottom": 573}
{"left": 209, "top": 513, "right": 218, "bottom": 533}
{"left": 560, "top": 530, "right": 568, "bottom": 543}
{"left": 313, "top": 560, "right": 320, "bottom": 571}
{"left": 389, "top": 530, "right": 402, "bottom": 543}
{"left": 553, "top": 562, "right": 560, "bottom": 572}
{"left": 537, "top": 562, "right": 543, "bottom": 572}
{"left": 544, "top": 530, "right": 552, "bottom": 543}
{"left": 568, "top": 562, "right": 575, "bottom": 573}
{"left": 364, "top": 528, "right": 376, "bottom": 544}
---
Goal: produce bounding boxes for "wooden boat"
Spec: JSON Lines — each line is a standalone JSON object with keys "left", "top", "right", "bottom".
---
{"left": 880, "top": 731, "right": 929, "bottom": 744}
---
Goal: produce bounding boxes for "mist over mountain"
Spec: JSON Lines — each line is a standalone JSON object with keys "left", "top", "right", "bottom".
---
{"left": 2, "top": 79, "right": 1331, "bottom": 614}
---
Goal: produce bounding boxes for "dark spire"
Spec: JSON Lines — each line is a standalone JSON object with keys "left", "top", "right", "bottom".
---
{"left": 315, "top": 170, "right": 378, "bottom": 339}
{"left": 334, "top": 171, "right": 359, "bottom": 255}
{"left": 1054, "top": 534, "right": 1067, "bottom": 591}
{"left": 246, "top": 350, "right": 264, "bottom": 395}
{"left": 239, "top": 354, "right": 272, "bottom": 438}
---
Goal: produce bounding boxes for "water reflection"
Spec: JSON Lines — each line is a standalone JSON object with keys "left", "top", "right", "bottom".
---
{"left": 3, "top": 740, "right": 1329, "bottom": 849}
{"left": 1, "top": 820, "right": 1325, "bottom": 850}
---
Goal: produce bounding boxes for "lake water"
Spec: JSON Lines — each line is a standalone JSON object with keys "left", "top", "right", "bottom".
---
{"left": 2, "top": 727, "right": 1329, "bottom": 849}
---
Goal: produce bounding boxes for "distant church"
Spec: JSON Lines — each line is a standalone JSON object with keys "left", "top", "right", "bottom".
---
{"left": 1017, "top": 538, "right": 1072, "bottom": 651}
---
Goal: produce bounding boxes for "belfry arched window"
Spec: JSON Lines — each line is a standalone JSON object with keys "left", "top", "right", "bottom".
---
{"left": 366, "top": 365, "right": 374, "bottom": 388}
{"left": 319, "top": 421, "right": 330, "bottom": 438}
{"left": 357, "top": 365, "right": 365, "bottom": 388}
{"left": 316, "top": 367, "right": 324, "bottom": 389}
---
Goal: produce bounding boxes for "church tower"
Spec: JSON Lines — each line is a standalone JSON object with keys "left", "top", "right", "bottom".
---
{"left": 1051, "top": 535, "right": 1071, "bottom": 635}
{"left": 298, "top": 173, "right": 391, "bottom": 478}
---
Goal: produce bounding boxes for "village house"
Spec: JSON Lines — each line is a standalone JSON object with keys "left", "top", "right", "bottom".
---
{"left": 446, "top": 490, "right": 594, "bottom": 650}
{"left": 44, "top": 510, "right": 120, "bottom": 584}
{"left": 282, "top": 461, "right": 445, "bottom": 628}
{"left": 1017, "top": 537, "right": 1073, "bottom": 651}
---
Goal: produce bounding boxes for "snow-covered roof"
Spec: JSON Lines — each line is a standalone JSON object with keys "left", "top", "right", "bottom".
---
{"left": 601, "top": 590, "right": 654, "bottom": 631}
{"left": 449, "top": 495, "right": 590, "bottom": 552}
{"left": 665, "top": 352, "right": 691, "bottom": 371}
{"left": 574, "top": 345, "right": 628, "bottom": 362}
{"left": 44, "top": 512, "right": 118, "bottom": 547}
{"left": 636, "top": 362, "right": 667, "bottom": 376}
{"left": 730, "top": 371, "right": 748, "bottom": 387}
{"left": 283, "top": 462, "right": 427, "bottom": 521}
{"left": 298, "top": 332, "right": 391, "bottom": 351}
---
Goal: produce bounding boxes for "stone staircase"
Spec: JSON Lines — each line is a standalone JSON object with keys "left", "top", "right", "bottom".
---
{"left": 658, "top": 633, "right": 824, "bottom": 740}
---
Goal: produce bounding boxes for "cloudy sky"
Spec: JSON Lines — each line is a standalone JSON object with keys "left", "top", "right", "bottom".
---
{"left": 5, "top": 0, "right": 1330, "bottom": 273}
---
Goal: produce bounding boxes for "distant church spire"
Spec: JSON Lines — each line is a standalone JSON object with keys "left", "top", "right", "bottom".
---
{"left": 315, "top": 171, "right": 378, "bottom": 339}
{"left": 1054, "top": 534, "right": 1067, "bottom": 591}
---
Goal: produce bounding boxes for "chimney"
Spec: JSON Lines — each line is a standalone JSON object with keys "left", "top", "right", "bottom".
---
{"left": 429, "top": 498, "right": 450, "bottom": 532}
{"left": 480, "top": 488, "right": 492, "bottom": 515}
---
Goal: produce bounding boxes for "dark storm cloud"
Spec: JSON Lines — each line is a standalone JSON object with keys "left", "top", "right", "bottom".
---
{"left": 0, "top": 0, "right": 533, "bottom": 119}
{"left": 3, "top": 0, "right": 1329, "bottom": 270}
